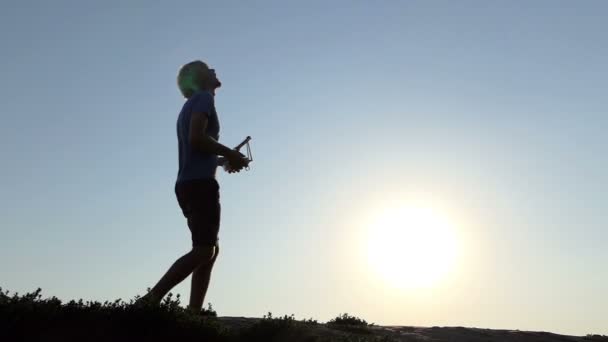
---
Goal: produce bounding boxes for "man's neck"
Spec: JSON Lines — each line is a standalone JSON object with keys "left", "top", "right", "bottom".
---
{"left": 200, "top": 87, "right": 215, "bottom": 96}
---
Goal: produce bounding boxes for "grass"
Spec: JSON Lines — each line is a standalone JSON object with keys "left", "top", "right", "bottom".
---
{"left": 0, "top": 287, "right": 396, "bottom": 342}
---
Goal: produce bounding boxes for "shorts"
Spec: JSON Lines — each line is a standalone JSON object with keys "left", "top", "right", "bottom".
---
{"left": 175, "top": 178, "right": 221, "bottom": 247}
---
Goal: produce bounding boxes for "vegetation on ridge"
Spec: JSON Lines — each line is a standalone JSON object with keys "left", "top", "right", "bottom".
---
{"left": 0, "top": 286, "right": 393, "bottom": 342}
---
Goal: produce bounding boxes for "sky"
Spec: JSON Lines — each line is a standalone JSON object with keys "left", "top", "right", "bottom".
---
{"left": 1, "top": 0, "right": 606, "bottom": 336}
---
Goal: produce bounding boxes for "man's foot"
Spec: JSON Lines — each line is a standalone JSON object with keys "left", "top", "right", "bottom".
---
{"left": 133, "top": 292, "right": 162, "bottom": 308}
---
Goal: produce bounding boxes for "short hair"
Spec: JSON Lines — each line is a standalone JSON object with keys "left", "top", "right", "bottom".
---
{"left": 177, "top": 60, "right": 208, "bottom": 99}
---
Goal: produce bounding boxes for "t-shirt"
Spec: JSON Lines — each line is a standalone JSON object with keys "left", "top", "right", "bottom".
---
{"left": 175, "top": 90, "right": 221, "bottom": 184}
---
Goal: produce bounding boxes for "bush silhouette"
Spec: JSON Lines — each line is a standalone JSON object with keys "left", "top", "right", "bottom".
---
{"left": 328, "top": 313, "right": 370, "bottom": 326}
{"left": 0, "top": 287, "right": 397, "bottom": 341}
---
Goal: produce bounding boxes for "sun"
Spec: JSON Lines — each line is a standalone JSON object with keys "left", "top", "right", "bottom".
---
{"left": 365, "top": 205, "right": 460, "bottom": 289}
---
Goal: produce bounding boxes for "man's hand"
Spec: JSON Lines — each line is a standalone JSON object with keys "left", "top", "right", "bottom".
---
{"left": 224, "top": 150, "right": 249, "bottom": 173}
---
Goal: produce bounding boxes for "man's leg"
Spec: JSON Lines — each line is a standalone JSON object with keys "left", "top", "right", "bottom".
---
{"left": 144, "top": 246, "right": 215, "bottom": 304}
{"left": 188, "top": 242, "right": 220, "bottom": 311}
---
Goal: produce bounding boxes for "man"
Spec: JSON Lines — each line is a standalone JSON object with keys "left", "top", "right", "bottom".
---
{"left": 138, "top": 60, "right": 249, "bottom": 314}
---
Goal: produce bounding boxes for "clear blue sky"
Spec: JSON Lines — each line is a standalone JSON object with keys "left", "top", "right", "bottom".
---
{"left": 1, "top": 0, "right": 606, "bottom": 336}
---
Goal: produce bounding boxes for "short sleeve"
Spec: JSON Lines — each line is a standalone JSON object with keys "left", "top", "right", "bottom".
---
{"left": 191, "top": 91, "right": 214, "bottom": 117}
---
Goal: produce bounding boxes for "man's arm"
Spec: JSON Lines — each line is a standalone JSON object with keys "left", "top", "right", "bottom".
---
{"left": 188, "top": 111, "right": 234, "bottom": 157}
{"left": 189, "top": 112, "right": 248, "bottom": 172}
{"left": 187, "top": 91, "right": 248, "bottom": 171}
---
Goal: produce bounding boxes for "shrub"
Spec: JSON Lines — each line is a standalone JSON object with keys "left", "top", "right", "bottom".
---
{"left": 238, "top": 312, "right": 299, "bottom": 340}
{"left": 327, "top": 313, "right": 375, "bottom": 335}
{"left": 328, "top": 313, "right": 370, "bottom": 326}
{"left": 0, "top": 287, "right": 228, "bottom": 342}
{"left": 0, "top": 287, "right": 397, "bottom": 342}
{"left": 194, "top": 302, "right": 218, "bottom": 317}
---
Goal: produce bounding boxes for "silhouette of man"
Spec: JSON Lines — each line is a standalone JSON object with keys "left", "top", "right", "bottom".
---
{"left": 138, "top": 60, "right": 249, "bottom": 313}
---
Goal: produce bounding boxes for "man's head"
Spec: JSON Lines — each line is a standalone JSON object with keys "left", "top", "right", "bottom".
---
{"left": 177, "top": 60, "right": 222, "bottom": 98}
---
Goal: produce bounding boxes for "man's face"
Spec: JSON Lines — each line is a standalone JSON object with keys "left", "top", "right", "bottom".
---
{"left": 202, "top": 65, "right": 221, "bottom": 89}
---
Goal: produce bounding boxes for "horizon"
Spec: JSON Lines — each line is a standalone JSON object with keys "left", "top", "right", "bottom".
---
{"left": 0, "top": 1, "right": 606, "bottom": 336}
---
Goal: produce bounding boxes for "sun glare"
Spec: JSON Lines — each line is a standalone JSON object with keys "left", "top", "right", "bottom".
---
{"left": 366, "top": 205, "right": 460, "bottom": 289}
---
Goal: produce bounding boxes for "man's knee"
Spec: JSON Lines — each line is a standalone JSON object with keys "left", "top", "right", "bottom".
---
{"left": 211, "top": 242, "right": 219, "bottom": 262}
{"left": 191, "top": 245, "right": 215, "bottom": 263}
